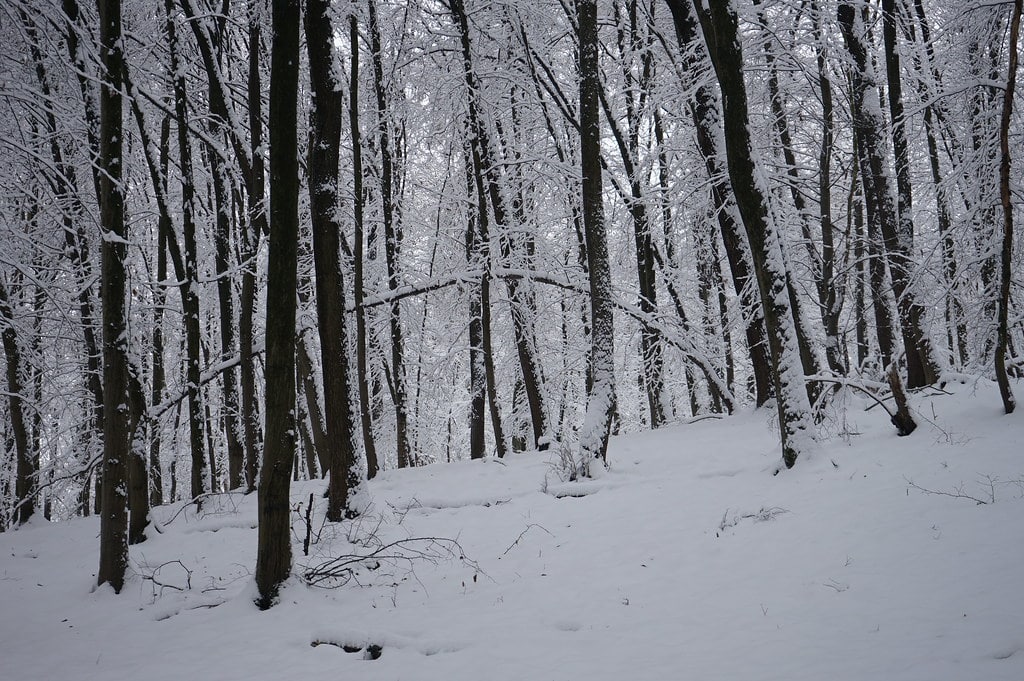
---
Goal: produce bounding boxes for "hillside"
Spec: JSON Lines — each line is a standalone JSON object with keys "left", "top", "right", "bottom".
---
{"left": 2, "top": 380, "right": 1022, "bottom": 681}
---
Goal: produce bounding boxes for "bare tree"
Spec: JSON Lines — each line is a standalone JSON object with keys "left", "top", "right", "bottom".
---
{"left": 305, "top": 0, "right": 363, "bottom": 519}
{"left": 256, "top": 0, "right": 300, "bottom": 610}
{"left": 96, "top": 0, "right": 129, "bottom": 592}
{"left": 689, "top": 0, "right": 814, "bottom": 468}
{"left": 996, "top": 0, "right": 1021, "bottom": 414}
{"left": 577, "top": 0, "right": 616, "bottom": 474}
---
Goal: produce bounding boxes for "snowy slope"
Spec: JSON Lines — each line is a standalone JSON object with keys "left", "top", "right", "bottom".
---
{"left": 1, "top": 379, "right": 1022, "bottom": 681}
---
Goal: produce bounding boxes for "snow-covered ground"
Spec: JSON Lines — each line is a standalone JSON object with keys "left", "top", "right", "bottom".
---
{"left": 2, "top": 379, "right": 1023, "bottom": 681}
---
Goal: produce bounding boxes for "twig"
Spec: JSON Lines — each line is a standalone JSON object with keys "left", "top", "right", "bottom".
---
{"left": 905, "top": 477, "right": 990, "bottom": 505}
{"left": 502, "top": 524, "right": 554, "bottom": 556}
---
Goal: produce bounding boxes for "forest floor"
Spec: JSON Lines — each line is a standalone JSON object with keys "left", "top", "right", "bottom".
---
{"left": 1, "top": 378, "right": 1023, "bottom": 681}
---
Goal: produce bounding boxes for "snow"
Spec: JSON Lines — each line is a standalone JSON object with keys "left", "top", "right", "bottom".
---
{"left": 2, "top": 380, "right": 1023, "bottom": 680}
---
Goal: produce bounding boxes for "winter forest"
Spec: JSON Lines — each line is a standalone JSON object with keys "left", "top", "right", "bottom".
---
{"left": 1, "top": 0, "right": 1024, "bottom": 648}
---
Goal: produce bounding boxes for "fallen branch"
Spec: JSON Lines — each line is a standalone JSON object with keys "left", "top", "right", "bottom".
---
{"left": 302, "top": 536, "right": 479, "bottom": 588}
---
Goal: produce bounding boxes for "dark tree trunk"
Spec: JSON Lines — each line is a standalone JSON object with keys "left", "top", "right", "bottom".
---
{"left": 577, "top": 0, "right": 616, "bottom": 472}
{"left": 256, "top": 0, "right": 301, "bottom": 610}
{"left": 996, "top": 0, "right": 1021, "bottom": 414}
{"left": 663, "top": 0, "right": 772, "bottom": 408}
{"left": 368, "top": 0, "right": 412, "bottom": 468}
{"left": 96, "top": 0, "right": 129, "bottom": 592}
{"left": 0, "top": 282, "right": 33, "bottom": 524}
{"left": 690, "top": 0, "right": 814, "bottom": 468}
{"left": 241, "top": 0, "right": 267, "bottom": 491}
{"left": 450, "top": 0, "right": 511, "bottom": 458}
{"left": 306, "top": 0, "right": 362, "bottom": 519}
{"left": 838, "top": 1, "right": 939, "bottom": 388}
{"left": 165, "top": 0, "right": 209, "bottom": 502}
{"left": 464, "top": 144, "right": 487, "bottom": 461}
{"left": 150, "top": 222, "right": 167, "bottom": 507}
{"left": 209, "top": 137, "right": 244, "bottom": 491}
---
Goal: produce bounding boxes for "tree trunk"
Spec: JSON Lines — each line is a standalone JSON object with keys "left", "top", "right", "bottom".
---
{"left": 908, "top": 0, "right": 967, "bottom": 367}
{"left": 838, "top": 0, "right": 939, "bottom": 388}
{"left": 367, "top": 0, "right": 412, "bottom": 468}
{"left": 165, "top": 0, "right": 208, "bottom": 502}
{"left": 464, "top": 144, "right": 487, "bottom": 461}
{"left": 690, "top": 0, "right": 814, "bottom": 468}
{"left": 241, "top": 0, "right": 268, "bottom": 492}
{"left": 577, "top": 0, "right": 616, "bottom": 473}
{"left": 996, "top": 0, "right": 1021, "bottom": 414}
{"left": 256, "top": 0, "right": 300, "bottom": 610}
{"left": 349, "top": 11, "right": 380, "bottom": 478}
{"left": 663, "top": 0, "right": 772, "bottom": 408}
{"left": 96, "top": 0, "right": 129, "bottom": 592}
{"left": 0, "top": 282, "right": 33, "bottom": 524}
{"left": 306, "top": 0, "right": 363, "bottom": 519}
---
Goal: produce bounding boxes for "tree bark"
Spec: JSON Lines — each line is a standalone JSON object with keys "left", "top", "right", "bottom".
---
{"left": 96, "top": 0, "right": 129, "bottom": 592}
{"left": 691, "top": 0, "right": 814, "bottom": 468}
{"left": 996, "top": 0, "right": 1021, "bottom": 414}
{"left": 663, "top": 0, "right": 772, "bottom": 407}
{"left": 349, "top": 11, "right": 380, "bottom": 477}
{"left": 256, "top": 0, "right": 300, "bottom": 610}
{"left": 368, "top": 0, "right": 412, "bottom": 468}
{"left": 577, "top": 0, "right": 616, "bottom": 473}
{"left": 306, "top": 0, "right": 362, "bottom": 519}
{"left": 165, "top": 0, "right": 209, "bottom": 502}
{"left": 838, "top": 0, "right": 939, "bottom": 388}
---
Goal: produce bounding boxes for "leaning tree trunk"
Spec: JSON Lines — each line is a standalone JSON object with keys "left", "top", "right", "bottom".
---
{"left": 690, "top": 0, "right": 814, "bottom": 469}
{"left": 663, "top": 0, "right": 772, "bottom": 407}
{"left": 306, "top": 0, "right": 363, "bottom": 520}
{"left": 838, "top": 0, "right": 939, "bottom": 389}
{"left": 256, "top": 0, "right": 301, "bottom": 610}
{"left": 96, "top": 0, "right": 129, "bottom": 592}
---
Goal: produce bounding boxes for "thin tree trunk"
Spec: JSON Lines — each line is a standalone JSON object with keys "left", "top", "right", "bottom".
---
{"left": 150, "top": 221, "right": 167, "bottom": 507}
{"left": 0, "top": 281, "right": 33, "bottom": 524}
{"left": 165, "top": 0, "right": 208, "bottom": 503}
{"left": 209, "top": 139, "right": 244, "bottom": 490}
{"left": 603, "top": 1, "right": 668, "bottom": 427}
{"left": 367, "top": 0, "right": 412, "bottom": 468}
{"left": 58, "top": 0, "right": 106, "bottom": 517}
{"left": 241, "top": 0, "right": 267, "bottom": 491}
{"left": 996, "top": 0, "right": 1021, "bottom": 414}
{"left": 464, "top": 144, "right": 487, "bottom": 461}
{"left": 349, "top": 11, "right": 380, "bottom": 478}
{"left": 908, "top": 0, "right": 967, "bottom": 366}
